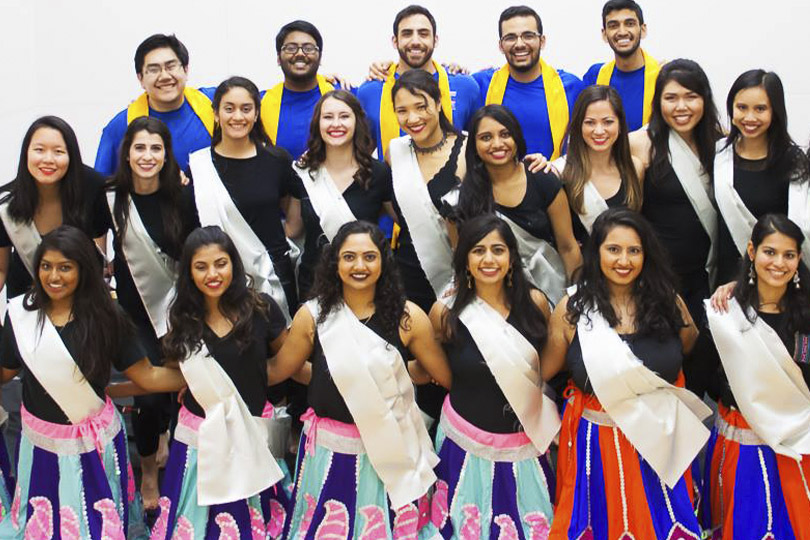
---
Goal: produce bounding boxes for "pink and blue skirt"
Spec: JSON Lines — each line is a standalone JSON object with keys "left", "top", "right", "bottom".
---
{"left": 284, "top": 408, "right": 439, "bottom": 539}
{"left": 0, "top": 398, "right": 147, "bottom": 539}
{"left": 0, "top": 414, "right": 15, "bottom": 524}
{"left": 432, "top": 397, "right": 554, "bottom": 539}
{"left": 701, "top": 403, "right": 810, "bottom": 539}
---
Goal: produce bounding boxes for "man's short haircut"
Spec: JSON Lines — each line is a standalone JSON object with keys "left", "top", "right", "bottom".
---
{"left": 601, "top": 0, "right": 644, "bottom": 27}
{"left": 498, "top": 6, "right": 543, "bottom": 38}
{"left": 393, "top": 5, "right": 437, "bottom": 36}
{"left": 134, "top": 34, "right": 189, "bottom": 74}
{"left": 275, "top": 20, "right": 324, "bottom": 54}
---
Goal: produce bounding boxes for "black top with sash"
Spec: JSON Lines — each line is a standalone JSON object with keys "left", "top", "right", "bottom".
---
{"left": 571, "top": 181, "right": 626, "bottom": 244}
{"left": 496, "top": 166, "right": 562, "bottom": 245}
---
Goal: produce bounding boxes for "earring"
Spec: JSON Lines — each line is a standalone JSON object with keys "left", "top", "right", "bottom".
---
{"left": 748, "top": 264, "right": 756, "bottom": 285}
{"left": 507, "top": 267, "right": 514, "bottom": 287}
{"left": 466, "top": 270, "right": 473, "bottom": 289}
{"left": 794, "top": 271, "right": 801, "bottom": 289}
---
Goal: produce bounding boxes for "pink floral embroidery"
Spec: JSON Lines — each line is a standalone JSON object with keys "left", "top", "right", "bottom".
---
{"left": 171, "top": 516, "right": 195, "bottom": 540}
{"left": 459, "top": 504, "right": 481, "bottom": 540}
{"left": 93, "top": 498, "right": 125, "bottom": 540}
{"left": 23, "top": 496, "right": 53, "bottom": 540}
{"left": 314, "top": 500, "right": 349, "bottom": 539}
{"left": 149, "top": 497, "right": 172, "bottom": 540}
{"left": 494, "top": 515, "right": 519, "bottom": 540}
{"left": 266, "top": 499, "right": 286, "bottom": 539}
{"left": 392, "top": 503, "right": 418, "bottom": 539}
{"left": 296, "top": 493, "right": 317, "bottom": 538}
{"left": 59, "top": 506, "right": 81, "bottom": 540}
{"left": 214, "top": 512, "right": 240, "bottom": 540}
{"left": 358, "top": 505, "right": 386, "bottom": 540}
{"left": 430, "top": 479, "right": 449, "bottom": 529}
{"left": 523, "top": 511, "right": 551, "bottom": 540}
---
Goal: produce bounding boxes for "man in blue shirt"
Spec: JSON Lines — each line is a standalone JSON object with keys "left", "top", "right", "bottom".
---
{"left": 95, "top": 34, "right": 215, "bottom": 175}
{"left": 261, "top": 21, "right": 338, "bottom": 160}
{"left": 582, "top": 0, "right": 660, "bottom": 130}
{"left": 356, "top": 5, "right": 480, "bottom": 158}
{"left": 474, "top": 6, "right": 584, "bottom": 159}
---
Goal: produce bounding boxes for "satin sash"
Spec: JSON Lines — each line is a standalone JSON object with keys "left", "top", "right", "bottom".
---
{"left": 127, "top": 88, "right": 214, "bottom": 137}
{"left": 7, "top": 297, "right": 105, "bottom": 424}
{"left": 576, "top": 300, "right": 711, "bottom": 487}
{"left": 596, "top": 49, "right": 660, "bottom": 126}
{"left": 706, "top": 298, "right": 810, "bottom": 457}
{"left": 497, "top": 212, "right": 566, "bottom": 304}
{"left": 389, "top": 136, "right": 454, "bottom": 297}
{"left": 554, "top": 156, "right": 610, "bottom": 234}
{"left": 307, "top": 299, "right": 438, "bottom": 508}
{"left": 106, "top": 192, "right": 176, "bottom": 337}
{"left": 485, "top": 59, "right": 568, "bottom": 159}
{"left": 380, "top": 60, "right": 453, "bottom": 158}
{"left": 455, "top": 295, "right": 560, "bottom": 452}
{"left": 668, "top": 131, "right": 718, "bottom": 282}
{"left": 0, "top": 200, "right": 40, "bottom": 278}
{"left": 714, "top": 143, "right": 810, "bottom": 267}
{"left": 179, "top": 342, "right": 283, "bottom": 505}
{"left": 261, "top": 76, "right": 334, "bottom": 145}
{"left": 189, "top": 148, "right": 291, "bottom": 321}
{"left": 292, "top": 163, "right": 356, "bottom": 243}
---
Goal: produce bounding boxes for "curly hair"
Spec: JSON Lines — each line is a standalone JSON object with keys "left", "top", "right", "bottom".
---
{"left": 309, "top": 220, "right": 408, "bottom": 344}
{"left": 162, "top": 226, "right": 268, "bottom": 361}
{"left": 566, "top": 208, "right": 684, "bottom": 339}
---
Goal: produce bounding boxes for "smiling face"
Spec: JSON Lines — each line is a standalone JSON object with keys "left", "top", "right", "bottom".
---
{"left": 215, "top": 86, "right": 258, "bottom": 143}
{"left": 581, "top": 99, "right": 620, "bottom": 153}
{"left": 602, "top": 8, "right": 646, "bottom": 58}
{"left": 393, "top": 88, "right": 441, "bottom": 145}
{"left": 27, "top": 127, "right": 70, "bottom": 186}
{"left": 137, "top": 47, "right": 188, "bottom": 112}
{"left": 319, "top": 97, "right": 356, "bottom": 148}
{"left": 748, "top": 231, "right": 800, "bottom": 292}
{"left": 127, "top": 130, "right": 165, "bottom": 182}
{"left": 337, "top": 233, "right": 382, "bottom": 292}
{"left": 475, "top": 116, "right": 517, "bottom": 167}
{"left": 732, "top": 86, "right": 772, "bottom": 143}
{"left": 38, "top": 249, "right": 79, "bottom": 304}
{"left": 599, "top": 225, "right": 644, "bottom": 288}
{"left": 467, "top": 229, "right": 511, "bottom": 288}
{"left": 660, "top": 80, "right": 705, "bottom": 138}
{"left": 278, "top": 30, "right": 321, "bottom": 84}
{"left": 190, "top": 244, "right": 233, "bottom": 300}
{"left": 498, "top": 16, "right": 544, "bottom": 73}
{"left": 393, "top": 14, "right": 436, "bottom": 70}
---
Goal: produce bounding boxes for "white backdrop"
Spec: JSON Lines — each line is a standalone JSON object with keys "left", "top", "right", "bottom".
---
{"left": 1, "top": 0, "right": 808, "bottom": 180}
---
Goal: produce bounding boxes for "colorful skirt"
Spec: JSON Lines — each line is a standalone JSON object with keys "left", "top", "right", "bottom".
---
{"left": 0, "top": 412, "right": 15, "bottom": 522}
{"left": 0, "top": 398, "right": 147, "bottom": 539}
{"left": 701, "top": 403, "right": 810, "bottom": 539}
{"left": 284, "top": 408, "right": 439, "bottom": 539}
{"left": 551, "top": 388, "right": 702, "bottom": 539}
{"left": 150, "top": 403, "right": 293, "bottom": 540}
{"left": 432, "top": 397, "right": 554, "bottom": 539}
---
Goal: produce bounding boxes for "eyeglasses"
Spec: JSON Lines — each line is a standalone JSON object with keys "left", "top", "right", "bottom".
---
{"left": 500, "top": 31, "right": 542, "bottom": 47}
{"left": 143, "top": 60, "right": 184, "bottom": 77}
{"left": 280, "top": 43, "right": 320, "bottom": 56}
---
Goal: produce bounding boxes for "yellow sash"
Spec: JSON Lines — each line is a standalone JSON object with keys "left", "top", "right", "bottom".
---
{"left": 596, "top": 49, "right": 660, "bottom": 126}
{"left": 260, "top": 75, "right": 335, "bottom": 144}
{"left": 126, "top": 88, "right": 215, "bottom": 136}
{"left": 485, "top": 59, "right": 569, "bottom": 159}
{"left": 380, "top": 60, "right": 453, "bottom": 158}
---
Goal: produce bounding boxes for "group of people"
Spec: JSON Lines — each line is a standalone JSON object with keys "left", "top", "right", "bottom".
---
{"left": 0, "top": 0, "right": 808, "bottom": 539}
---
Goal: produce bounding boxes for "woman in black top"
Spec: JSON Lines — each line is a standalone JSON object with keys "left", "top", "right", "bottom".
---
{"left": 103, "top": 116, "right": 199, "bottom": 510}
{"left": 290, "top": 89, "right": 395, "bottom": 300}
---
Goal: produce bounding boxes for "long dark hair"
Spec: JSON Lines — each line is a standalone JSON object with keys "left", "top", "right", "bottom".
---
{"left": 212, "top": 76, "right": 271, "bottom": 148}
{"left": 566, "top": 208, "right": 684, "bottom": 339}
{"left": 647, "top": 59, "right": 723, "bottom": 184}
{"left": 457, "top": 105, "right": 526, "bottom": 221}
{"left": 724, "top": 69, "right": 809, "bottom": 181}
{"left": 108, "top": 117, "right": 185, "bottom": 255}
{"left": 4, "top": 116, "right": 88, "bottom": 229}
{"left": 24, "top": 226, "right": 134, "bottom": 386}
{"left": 391, "top": 69, "right": 459, "bottom": 137}
{"left": 298, "top": 90, "right": 375, "bottom": 189}
{"left": 733, "top": 214, "right": 810, "bottom": 334}
{"left": 443, "top": 214, "right": 547, "bottom": 350}
{"left": 309, "top": 220, "right": 408, "bottom": 344}
{"left": 163, "top": 226, "right": 267, "bottom": 360}
{"left": 562, "top": 85, "right": 642, "bottom": 213}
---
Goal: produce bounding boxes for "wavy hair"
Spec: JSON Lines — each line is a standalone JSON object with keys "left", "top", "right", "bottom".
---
{"left": 163, "top": 226, "right": 268, "bottom": 360}
{"left": 309, "top": 220, "right": 408, "bottom": 344}
{"left": 566, "top": 208, "right": 684, "bottom": 339}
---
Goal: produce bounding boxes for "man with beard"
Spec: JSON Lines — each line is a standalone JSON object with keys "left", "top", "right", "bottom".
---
{"left": 583, "top": 0, "right": 660, "bottom": 130}
{"left": 261, "top": 20, "right": 336, "bottom": 160}
{"left": 95, "top": 34, "right": 215, "bottom": 175}
{"left": 357, "top": 5, "right": 480, "bottom": 158}
{"left": 475, "top": 6, "right": 584, "bottom": 160}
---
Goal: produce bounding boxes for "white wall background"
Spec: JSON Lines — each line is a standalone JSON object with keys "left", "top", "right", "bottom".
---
{"left": 1, "top": 0, "right": 808, "bottom": 181}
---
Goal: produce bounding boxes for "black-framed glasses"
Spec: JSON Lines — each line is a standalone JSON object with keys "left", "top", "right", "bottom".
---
{"left": 500, "top": 32, "right": 541, "bottom": 47}
{"left": 280, "top": 43, "right": 320, "bottom": 56}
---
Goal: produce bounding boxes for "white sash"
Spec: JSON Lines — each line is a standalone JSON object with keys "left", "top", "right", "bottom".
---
{"left": 0, "top": 199, "right": 41, "bottom": 278}
{"left": 7, "top": 297, "right": 105, "bottom": 424}
{"left": 179, "top": 342, "right": 283, "bottom": 505}
{"left": 106, "top": 192, "right": 176, "bottom": 337}
{"left": 389, "top": 136, "right": 454, "bottom": 297}
{"left": 579, "top": 181, "right": 610, "bottom": 234}
{"left": 714, "top": 143, "right": 810, "bottom": 267}
{"left": 706, "top": 298, "right": 810, "bottom": 457}
{"left": 292, "top": 163, "right": 356, "bottom": 243}
{"left": 307, "top": 299, "right": 438, "bottom": 508}
{"left": 669, "top": 131, "right": 718, "bottom": 282}
{"left": 456, "top": 296, "right": 560, "bottom": 452}
{"left": 577, "top": 302, "right": 711, "bottom": 487}
{"left": 189, "top": 148, "right": 290, "bottom": 321}
{"left": 497, "top": 212, "right": 566, "bottom": 304}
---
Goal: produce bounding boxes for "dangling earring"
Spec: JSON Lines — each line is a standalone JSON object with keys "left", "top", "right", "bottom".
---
{"left": 466, "top": 270, "right": 473, "bottom": 289}
{"left": 794, "top": 271, "right": 801, "bottom": 289}
{"left": 507, "top": 267, "right": 514, "bottom": 287}
{"left": 748, "top": 263, "right": 756, "bottom": 285}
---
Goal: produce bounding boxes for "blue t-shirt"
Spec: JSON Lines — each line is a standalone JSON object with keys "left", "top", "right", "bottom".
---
{"left": 94, "top": 87, "right": 217, "bottom": 176}
{"left": 474, "top": 68, "right": 584, "bottom": 157}
{"left": 356, "top": 71, "right": 481, "bottom": 158}
{"left": 583, "top": 63, "right": 646, "bottom": 130}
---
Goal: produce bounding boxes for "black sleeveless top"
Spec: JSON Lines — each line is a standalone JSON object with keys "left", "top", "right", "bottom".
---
{"left": 308, "top": 312, "right": 409, "bottom": 424}
{"left": 496, "top": 166, "right": 563, "bottom": 245}
{"left": 572, "top": 180, "right": 627, "bottom": 244}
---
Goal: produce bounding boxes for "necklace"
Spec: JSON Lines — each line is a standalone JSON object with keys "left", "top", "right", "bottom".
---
{"left": 410, "top": 131, "right": 448, "bottom": 155}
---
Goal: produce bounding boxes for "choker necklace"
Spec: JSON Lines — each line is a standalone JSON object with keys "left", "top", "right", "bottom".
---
{"left": 411, "top": 131, "right": 448, "bottom": 155}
